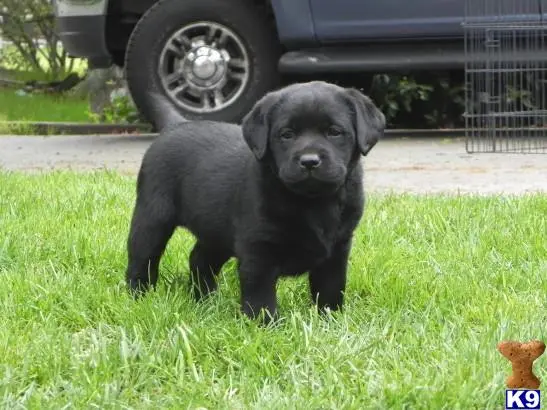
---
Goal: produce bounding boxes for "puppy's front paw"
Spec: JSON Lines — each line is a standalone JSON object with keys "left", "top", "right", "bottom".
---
{"left": 314, "top": 304, "right": 343, "bottom": 320}
{"left": 241, "top": 303, "right": 278, "bottom": 326}
{"left": 127, "top": 278, "right": 153, "bottom": 299}
{"left": 190, "top": 278, "right": 218, "bottom": 302}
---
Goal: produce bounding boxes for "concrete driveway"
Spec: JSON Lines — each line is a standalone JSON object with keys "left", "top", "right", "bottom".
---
{"left": 0, "top": 134, "right": 546, "bottom": 195}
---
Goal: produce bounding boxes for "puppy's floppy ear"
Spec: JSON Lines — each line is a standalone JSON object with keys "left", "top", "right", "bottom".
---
{"left": 345, "top": 88, "right": 386, "bottom": 156}
{"left": 241, "top": 91, "right": 278, "bottom": 160}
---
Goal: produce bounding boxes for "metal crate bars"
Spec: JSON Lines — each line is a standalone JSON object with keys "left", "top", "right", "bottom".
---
{"left": 464, "top": 0, "right": 547, "bottom": 153}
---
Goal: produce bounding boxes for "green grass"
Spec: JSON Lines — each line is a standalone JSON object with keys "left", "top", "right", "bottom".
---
{"left": 1, "top": 171, "right": 546, "bottom": 409}
{"left": 1, "top": 46, "right": 89, "bottom": 125}
{"left": 0, "top": 89, "right": 90, "bottom": 124}
{"left": 1, "top": 49, "right": 90, "bottom": 128}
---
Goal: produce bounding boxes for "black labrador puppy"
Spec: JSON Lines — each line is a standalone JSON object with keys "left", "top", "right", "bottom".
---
{"left": 125, "top": 81, "right": 385, "bottom": 321}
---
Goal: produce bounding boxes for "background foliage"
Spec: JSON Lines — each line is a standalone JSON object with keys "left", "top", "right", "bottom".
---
{"left": 0, "top": 0, "right": 75, "bottom": 81}
{"left": 368, "top": 71, "right": 466, "bottom": 129}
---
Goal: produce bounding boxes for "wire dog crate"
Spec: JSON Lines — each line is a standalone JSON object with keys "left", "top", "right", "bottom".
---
{"left": 464, "top": 0, "right": 547, "bottom": 153}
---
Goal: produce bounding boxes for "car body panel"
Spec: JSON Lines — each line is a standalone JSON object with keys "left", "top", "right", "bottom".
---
{"left": 269, "top": 0, "right": 318, "bottom": 48}
{"left": 54, "top": 0, "right": 111, "bottom": 66}
{"left": 306, "top": 0, "right": 541, "bottom": 42}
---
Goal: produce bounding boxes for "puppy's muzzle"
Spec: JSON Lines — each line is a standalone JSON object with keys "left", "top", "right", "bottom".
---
{"left": 299, "top": 153, "right": 322, "bottom": 170}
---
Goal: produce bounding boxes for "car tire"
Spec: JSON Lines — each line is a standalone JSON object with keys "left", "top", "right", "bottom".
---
{"left": 124, "top": 0, "right": 281, "bottom": 127}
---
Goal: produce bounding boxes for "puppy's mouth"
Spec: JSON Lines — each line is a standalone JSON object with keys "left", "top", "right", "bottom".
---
{"left": 280, "top": 169, "right": 346, "bottom": 197}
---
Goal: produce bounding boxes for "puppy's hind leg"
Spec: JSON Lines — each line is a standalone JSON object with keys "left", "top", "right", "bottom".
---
{"left": 189, "top": 243, "right": 230, "bottom": 300}
{"left": 126, "top": 199, "right": 176, "bottom": 294}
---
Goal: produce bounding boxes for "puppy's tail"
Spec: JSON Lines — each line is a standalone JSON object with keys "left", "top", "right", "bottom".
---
{"left": 146, "top": 92, "right": 188, "bottom": 132}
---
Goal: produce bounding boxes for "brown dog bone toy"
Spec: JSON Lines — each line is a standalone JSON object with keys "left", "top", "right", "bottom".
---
{"left": 498, "top": 340, "right": 546, "bottom": 389}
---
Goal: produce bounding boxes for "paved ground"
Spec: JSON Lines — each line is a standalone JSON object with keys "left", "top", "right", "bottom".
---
{"left": 1, "top": 134, "right": 546, "bottom": 195}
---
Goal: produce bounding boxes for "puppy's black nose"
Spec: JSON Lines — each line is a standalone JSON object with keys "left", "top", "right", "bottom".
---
{"left": 299, "top": 153, "right": 322, "bottom": 170}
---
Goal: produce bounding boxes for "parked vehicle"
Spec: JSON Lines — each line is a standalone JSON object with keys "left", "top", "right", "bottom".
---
{"left": 53, "top": 0, "right": 544, "bottom": 125}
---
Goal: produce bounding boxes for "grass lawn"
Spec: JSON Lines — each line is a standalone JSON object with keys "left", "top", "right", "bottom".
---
{"left": 1, "top": 52, "right": 90, "bottom": 126}
{"left": 0, "top": 89, "right": 90, "bottom": 124}
{"left": 1, "top": 171, "right": 546, "bottom": 409}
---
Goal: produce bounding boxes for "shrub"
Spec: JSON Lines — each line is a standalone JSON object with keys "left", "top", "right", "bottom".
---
{"left": 0, "top": 0, "right": 80, "bottom": 81}
{"left": 369, "top": 71, "right": 466, "bottom": 129}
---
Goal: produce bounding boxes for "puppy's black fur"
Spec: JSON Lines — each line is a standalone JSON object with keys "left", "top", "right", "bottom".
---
{"left": 126, "top": 81, "right": 385, "bottom": 320}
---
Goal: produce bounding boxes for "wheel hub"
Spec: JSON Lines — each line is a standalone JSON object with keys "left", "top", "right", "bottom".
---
{"left": 158, "top": 21, "right": 250, "bottom": 114}
{"left": 183, "top": 45, "right": 226, "bottom": 89}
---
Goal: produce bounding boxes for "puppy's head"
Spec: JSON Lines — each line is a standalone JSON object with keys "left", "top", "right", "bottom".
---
{"left": 242, "top": 81, "right": 385, "bottom": 197}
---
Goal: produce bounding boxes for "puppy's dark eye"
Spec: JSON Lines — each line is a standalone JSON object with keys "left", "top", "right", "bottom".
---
{"left": 279, "top": 129, "right": 295, "bottom": 140}
{"left": 326, "top": 126, "right": 343, "bottom": 138}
